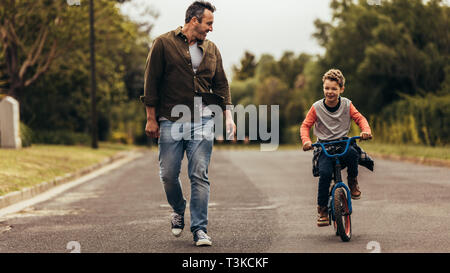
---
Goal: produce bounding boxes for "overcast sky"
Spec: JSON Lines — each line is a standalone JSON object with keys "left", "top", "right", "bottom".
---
{"left": 120, "top": 0, "right": 333, "bottom": 75}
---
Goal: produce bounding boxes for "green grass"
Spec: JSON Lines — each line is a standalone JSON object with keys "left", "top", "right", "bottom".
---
{"left": 0, "top": 142, "right": 136, "bottom": 196}
{"left": 357, "top": 141, "right": 450, "bottom": 161}
{"left": 213, "top": 141, "right": 450, "bottom": 162}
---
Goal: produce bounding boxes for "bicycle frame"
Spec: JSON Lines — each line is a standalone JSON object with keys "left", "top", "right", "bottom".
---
{"left": 312, "top": 136, "right": 361, "bottom": 221}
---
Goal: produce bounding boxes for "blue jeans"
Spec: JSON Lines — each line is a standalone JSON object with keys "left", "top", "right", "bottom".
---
{"left": 317, "top": 146, "right": 359, "bottom": 207}
{"left": 158, "top": 116, "right": 214, "bottom": 235}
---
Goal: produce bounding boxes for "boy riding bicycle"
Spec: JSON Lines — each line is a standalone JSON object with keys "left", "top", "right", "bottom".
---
{"left": 300, "top": 69, "right": 372, "bottom": 227}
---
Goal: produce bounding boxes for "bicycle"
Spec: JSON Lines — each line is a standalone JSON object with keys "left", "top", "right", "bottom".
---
{"left": 311, "top": 136, "right": 362, "bottom": 242}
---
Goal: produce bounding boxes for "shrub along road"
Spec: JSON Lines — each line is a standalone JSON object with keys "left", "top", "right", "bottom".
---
{"left": 0, "top": 149, "right": 448, "bottom": 252}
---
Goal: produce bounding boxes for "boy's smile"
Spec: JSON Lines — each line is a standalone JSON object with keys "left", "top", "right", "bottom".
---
{"left": 323, "top": 79, "right": 344, "bottom": 107}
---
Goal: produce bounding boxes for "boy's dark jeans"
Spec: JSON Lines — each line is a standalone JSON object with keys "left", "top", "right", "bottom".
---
{"left": 317, "top": 146, "right": 359, "bottom": 207}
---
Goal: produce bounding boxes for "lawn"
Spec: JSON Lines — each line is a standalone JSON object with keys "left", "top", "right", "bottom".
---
{"left": 357, "top": 141, "right": 450, "bottom": 163}
{"left": 0, "top": 143, "right": 135, "bottom": 196}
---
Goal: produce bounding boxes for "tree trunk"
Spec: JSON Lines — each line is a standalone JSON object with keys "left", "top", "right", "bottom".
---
{"left": 89, "top": 0, "right": 98, "bottom": 149}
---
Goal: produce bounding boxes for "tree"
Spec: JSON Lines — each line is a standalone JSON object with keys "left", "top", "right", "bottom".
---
{"left": 307, "top": 0, "right": 450, "bottom": 145}
{"left": 229, "top": 51, "right": 314, "bottom": 143}
{"left": 232, "top": 51, "right": 257, "bottom": 81}
{"left": 0, "top": 0, "right": 80, "bottom": 99}
{"left": 0, "top": 0, "right": 157, "bottom": 145}
{"left": 311, "top": 0, "right": 449, "bottom": 114}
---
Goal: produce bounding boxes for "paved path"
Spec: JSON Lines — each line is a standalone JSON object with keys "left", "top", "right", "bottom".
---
{"left": 0, "top": 149, "right": 449, "bottom": 253}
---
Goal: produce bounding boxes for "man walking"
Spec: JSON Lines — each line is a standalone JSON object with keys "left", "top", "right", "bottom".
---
{"left": 141, "top": 1, "right": 235, "bottom": 246}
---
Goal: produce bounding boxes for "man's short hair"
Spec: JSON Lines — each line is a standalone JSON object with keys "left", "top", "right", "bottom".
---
{"left": 185, "top": 1, "right": 216, "bottom": 24}
{"left": 322, "top": 69, "right": 345, "bottom": 87}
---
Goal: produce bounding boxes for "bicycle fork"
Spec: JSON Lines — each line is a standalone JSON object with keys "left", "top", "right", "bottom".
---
{"left": 328, "top": 158, "right": 353, "bottom": 222}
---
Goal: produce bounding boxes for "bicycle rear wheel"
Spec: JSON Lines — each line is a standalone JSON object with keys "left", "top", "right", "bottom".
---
{"left": 334, "top": 187, "right": 352, "bottom": 242}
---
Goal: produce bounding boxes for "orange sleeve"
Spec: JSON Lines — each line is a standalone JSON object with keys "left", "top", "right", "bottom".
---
{"left": 350, "top": 103, "right": 371, "bottom": 134}
{"left": 300, "top": 106, "right": 317, "bottom": 145}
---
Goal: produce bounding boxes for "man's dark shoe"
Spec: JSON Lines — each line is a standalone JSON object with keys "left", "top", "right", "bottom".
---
{"left": 348, "top": 177, "right": 361, "bottom": 200}
{"left": 317, "top": 206, "right": 330, "bottom": 227}
{"left": 171, "top": 212, "right": 184, "bottom": 237}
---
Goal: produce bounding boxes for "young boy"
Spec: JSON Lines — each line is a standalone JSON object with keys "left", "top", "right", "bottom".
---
{"left": 300, "top": 69, "right": 372, "bottom": 227}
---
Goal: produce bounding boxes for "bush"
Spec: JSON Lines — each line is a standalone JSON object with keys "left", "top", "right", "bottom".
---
{"left": 110, "top": 131, "right": 132, "bottom": 144}
{"left": 372, "top": 93, "right": 450, "bottom": 146}
{"left": 32, "top": 130, "right": 90, "bottom": 145}
{"left": 19, "top": 122, "right": 33, "bottom": 147}
{"left": 282, "top": 125, "right": 301, "bottom": 144}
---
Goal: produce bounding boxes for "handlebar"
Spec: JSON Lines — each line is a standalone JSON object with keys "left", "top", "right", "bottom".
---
{"left": 311, "top": 136, "right": 361, "bottom": 158}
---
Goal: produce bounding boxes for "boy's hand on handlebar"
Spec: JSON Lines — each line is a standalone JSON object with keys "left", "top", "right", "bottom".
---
{"left": 302, "top": 141, "right": 313, "bottom": 151}
{"left": 360, "top": 132, "right": 372, "bottom": 140}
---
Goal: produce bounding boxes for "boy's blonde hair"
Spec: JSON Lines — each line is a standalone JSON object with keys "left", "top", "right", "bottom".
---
{"left": 322, "top": 69, "right": 345, "bottom": 88}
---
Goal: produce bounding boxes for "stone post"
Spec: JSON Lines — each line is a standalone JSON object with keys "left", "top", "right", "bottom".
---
{"left": 0, "top": 96, "right": 22, "bottom": 149}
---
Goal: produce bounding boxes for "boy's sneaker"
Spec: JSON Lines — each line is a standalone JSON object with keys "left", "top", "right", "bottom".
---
{"left": 348, "top": 177, "right": 361, "bottom": 200}
{"left": 170, "top": 212, "right": 184, "bottom": 237}
{"left": 317, "top": 206, "right": 330, "bottom": 227}
{"left": 194, "top": 230, "right": 212, "bottom": 246}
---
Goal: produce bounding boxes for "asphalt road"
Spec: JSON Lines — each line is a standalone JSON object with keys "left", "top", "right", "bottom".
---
{"left": 0, "top": 148, "right": 449, "bottom": 253}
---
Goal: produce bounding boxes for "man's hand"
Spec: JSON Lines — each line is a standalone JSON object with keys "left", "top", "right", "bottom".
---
{"left": 145, "top": 118, "right": 160, "bottom": 138}
{"left": 225, "top": 117, "right": 236, "bottom": 140}
{"left": 302, "top": 141, "right": 313, "bottom": 151}
{"left": 224, "top": 109, "right": 236, "bottom": 140}
{"left": 360, "top": 131, "right": 372, "bottom": 140}
{"left": 145, "top": 106, "right": 159, "bottom": 138}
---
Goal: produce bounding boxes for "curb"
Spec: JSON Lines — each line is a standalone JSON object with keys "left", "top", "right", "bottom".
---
{"left": 0, "top": 150, "right": 136, "bottom": 210}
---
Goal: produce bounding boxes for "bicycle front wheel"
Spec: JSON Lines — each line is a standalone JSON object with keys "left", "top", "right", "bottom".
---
{"left": 334, "top": 187, "right": 352, "bottom": 242}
